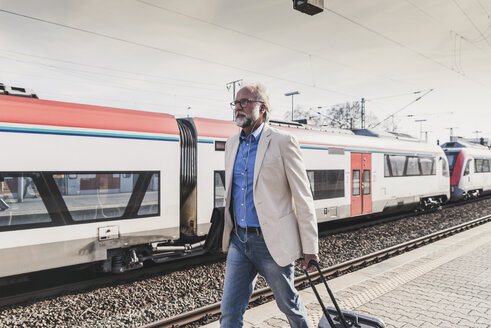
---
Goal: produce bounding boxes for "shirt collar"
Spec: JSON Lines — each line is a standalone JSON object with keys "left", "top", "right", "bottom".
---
{"left": 240, "top": 122, "right": 265, "bottom": 142}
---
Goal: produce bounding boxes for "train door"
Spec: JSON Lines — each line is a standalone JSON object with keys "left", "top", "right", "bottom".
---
{"left": 351, "top": 152, "right": 372, "bottom": 216}
{"left": 461, "top": 158, "right": 473, "bottom": 189}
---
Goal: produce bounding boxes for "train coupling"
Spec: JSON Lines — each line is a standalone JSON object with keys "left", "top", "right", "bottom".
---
{"left": 149, "top": 240, "right": 207, "bottom": 263}
{"left": 152, "top": 240, "right": 205, "bottom": 253}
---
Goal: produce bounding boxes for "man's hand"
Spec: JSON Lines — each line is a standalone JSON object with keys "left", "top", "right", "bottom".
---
{"left": 301, "top": 253, "right": 320, "bottom": 271}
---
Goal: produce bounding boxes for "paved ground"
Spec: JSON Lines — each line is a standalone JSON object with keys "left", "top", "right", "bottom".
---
{"left": 203, "top": 220, "right": 491, "bottom": 328}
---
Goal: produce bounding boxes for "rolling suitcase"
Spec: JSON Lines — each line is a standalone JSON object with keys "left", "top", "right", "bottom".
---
{"left": 304, "top": 261, "right": 386, "bottom": 328}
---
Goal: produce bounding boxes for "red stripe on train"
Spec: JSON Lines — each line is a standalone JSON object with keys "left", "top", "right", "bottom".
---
{"left": 193, "top": 117, "right": 240, "bottom": 139}
{"left": 0, "top": 95, "right": 180, "bottom": 135}
{"left": 450, "top": 151, "right": 465, "bottom": 186}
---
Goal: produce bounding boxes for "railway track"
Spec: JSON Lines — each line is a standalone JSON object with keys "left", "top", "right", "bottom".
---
{"left": 141, "top": 214, "right": 491, "bottom": 328}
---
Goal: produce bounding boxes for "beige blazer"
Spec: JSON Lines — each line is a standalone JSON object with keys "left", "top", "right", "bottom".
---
{"left": 222, "top": 124, "right": 318, "bottom": 266}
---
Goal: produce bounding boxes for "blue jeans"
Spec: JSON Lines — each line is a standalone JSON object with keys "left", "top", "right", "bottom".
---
{"left": 220, "top": 228, "right": 309, "bottom": 328}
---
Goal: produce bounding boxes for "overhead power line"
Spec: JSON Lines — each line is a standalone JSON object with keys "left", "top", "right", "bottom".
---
{"left": 0, "top": 52, "right": 221, "bottom": 92}
{"left": 136, "top": 0, "right": 410, "bottom": 86}
{"left": 451, "top": 0, "right": 491, "bottom": 48}
{"left": 0, "top": 65, "right": 224, "bottom": 104}
{"left": 404, "top": 0, "right": 491, "bottom": 48}
{"left": 0, "top": 8, "right": 354, "bottom": 97}
{"left": 322, "top": 5, "right": 490, "bottom": 88}
{"left": 368, "top": 89, "right": 430, "bottom": 101}
{"left": 371, "top": 89, "right": 434, "bottom": 128}
{"left": 0, "top": 49, "right": 221, "bottom": 89}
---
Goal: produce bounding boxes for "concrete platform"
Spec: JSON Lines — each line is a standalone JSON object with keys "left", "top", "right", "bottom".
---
{"left": 204, "top": 221, "right": 491, "bottom": 327}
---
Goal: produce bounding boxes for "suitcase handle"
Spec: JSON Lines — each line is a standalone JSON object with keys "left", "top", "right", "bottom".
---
{"left": 304, "top": 260, "right": 350, "bottom": 328}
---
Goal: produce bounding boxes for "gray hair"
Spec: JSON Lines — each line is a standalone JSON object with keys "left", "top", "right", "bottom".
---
{"left": 241, "top": 83, "right": 272, "bottom": 123}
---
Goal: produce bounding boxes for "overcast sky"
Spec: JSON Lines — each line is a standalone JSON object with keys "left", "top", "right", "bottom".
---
{"left": 1, "top": 0, "right": 491, "bottom": 144}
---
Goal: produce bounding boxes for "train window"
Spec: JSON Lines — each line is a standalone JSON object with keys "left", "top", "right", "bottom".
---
{"left": 444, "top": 152, "right": 458, "bottom": 175}
{"left": 52, "top": 172, "right": 159, "bottom": 222}
{"left": 463, "top": 160, "right": 471, "bottom": 176}
{"left": 442, "top": 158, "right": 450, "bottom": 177}
{"left": 387, "top": 155, "right": 437, "bottom": 177}
{"left": 307, "top": 170, "right": 344, "bottom": 200}
{"left": 419, "top": 157, "right": 435, "bottom": 175}
{"left": 56, "top": 173, "right": 135, "bottom": 221}
{"left": 405, "top": 157, "right": 421, "bottom": 176}
{"left": 483, "top": 160, "right": 490, "bottom": 173}
{"left": 0, "top": 175, "right": 51, "bottom": 227}
{"left": 352, "top": 170, "right": 360, "bottom": 196}
{"left": 138, "top": 173, "right": 160, "bottom": 216}
{"left": 214, "top": 171, "right": 226, "bottom": 208}
{"left": 362, "top": 170, "right": 370, "bottom": 195}
{"left": 384, "top": 156, "right": 391, "bottom": 177}
{"left": 474, "top": 159, "right": 490, "bottom": 173}
{"left": 387, "top": 155, "right": 405, "bottom": 177}
{"left": 215, "top": 141, "right": 226, "bottom": 151}
{"left": 474, "top": 159, "right": 482, "bottom": 173}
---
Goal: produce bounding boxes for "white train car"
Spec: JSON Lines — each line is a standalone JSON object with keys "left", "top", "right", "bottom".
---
{"left": 0, "top": 94, "right": 181, "bottom": 278}
{"left": 267, "top": 124, "right": 450, "bottom": 221}
{"left": 441, "top": 140, "right": 491, "bottom": 201}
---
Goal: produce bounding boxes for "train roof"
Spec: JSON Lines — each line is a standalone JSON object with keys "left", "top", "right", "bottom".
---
{"left": 191, "top": 118, "right": 444, "bottom": 156}
{"left": 277, "top": 124, "right": 442, "bottom": 155}
{"left": 191, "top": 117, "right": 239, "bottom": 139}
{"left": 441, "top": 140, "right": 489, "bottom": 150}
{"left": 441, "top": 140, "right": 491, "bottom": 157}
{"left": 0, "top": 94, "right": 179, "bottom": 136}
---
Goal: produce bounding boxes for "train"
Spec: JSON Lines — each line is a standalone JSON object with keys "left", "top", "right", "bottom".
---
{"left": 1, "top": 87, "right": 478, "bottom": 280}
{"left": 441, "top": 140, "right": 491, "bottom": 201}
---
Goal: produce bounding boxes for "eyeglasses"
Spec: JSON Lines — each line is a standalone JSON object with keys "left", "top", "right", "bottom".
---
{"left": 230, "top": 98, "right": 264, "bottom": 110}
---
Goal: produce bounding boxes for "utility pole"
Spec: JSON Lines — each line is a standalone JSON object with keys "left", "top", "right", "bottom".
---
{"left": 285, "top": 91, "right": 300, "bottom": 121}
{"left": 423, "top": 130, "right": 432, "bottom": 143}
{"left": 446, "top": 127, "right": 458, "bottom": 141}
{"left": 415, "top": 119, "right": 427, "bottom": 140}
{"left": 226, "top": 79, "right": 243, "bottom": 121}
{"left": 473, "top": 130, "right": 482, "bottom": 142}
{"left": 361, "top": 98, "right": 365, "bottom": 129}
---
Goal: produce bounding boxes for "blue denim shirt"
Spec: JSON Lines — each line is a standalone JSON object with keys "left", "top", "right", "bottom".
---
{"left": 232, "top": 123, "right": 264, "bottom": 228}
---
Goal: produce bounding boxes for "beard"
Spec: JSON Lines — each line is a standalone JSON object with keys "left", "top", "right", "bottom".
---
{"left": 235, "top": 106, "right": 260, "bottom": 128}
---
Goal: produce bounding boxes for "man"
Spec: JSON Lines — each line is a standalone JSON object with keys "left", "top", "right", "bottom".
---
{"left": 220, "top": 83, "right": 319, "bottom": 328}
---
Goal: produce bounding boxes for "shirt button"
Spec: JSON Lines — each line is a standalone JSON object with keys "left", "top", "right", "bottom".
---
{"left": 241, "top": 203, "right": 244, "bottom": 206}
{"left": 241, "top": 188, "right": 244, "bottom": 190}
{"left": 242, "top": 172, "right": 244, "bottom": 175}
{"left": 246, "top": 144, "right": 249, "bottom": 146}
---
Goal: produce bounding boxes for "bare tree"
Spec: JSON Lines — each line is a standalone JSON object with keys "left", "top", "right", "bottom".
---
{"left": 283, "top": 101, "right": 383, "bottom": 131}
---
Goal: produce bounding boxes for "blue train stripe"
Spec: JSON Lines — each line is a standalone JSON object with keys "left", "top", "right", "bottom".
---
{"left": 197, "top": 138, "right": 214, "bottom": 144}
{"left": 300, "top": 145, "right": 436, "bottom": 157}
{"left": 0, "top": 126, "right": 179, "bottom": 142}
